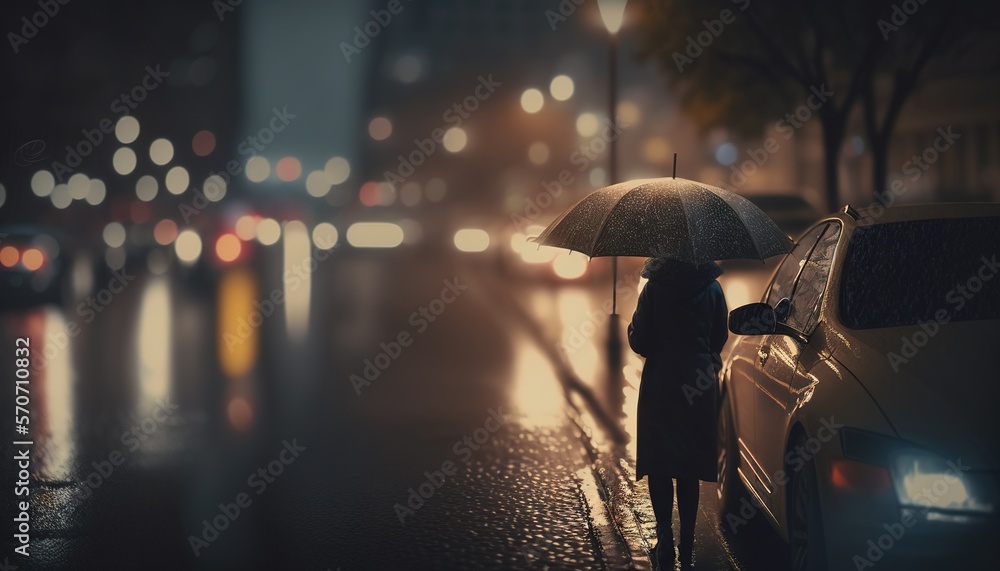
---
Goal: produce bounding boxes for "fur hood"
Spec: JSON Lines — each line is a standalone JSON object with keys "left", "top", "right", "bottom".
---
{"left": 641, "top": 258, "right": 723, "bottom": 297}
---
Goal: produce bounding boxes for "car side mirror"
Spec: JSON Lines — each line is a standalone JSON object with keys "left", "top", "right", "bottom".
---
{"left": 774, "top": 297, "right": 791, "bottom": 323}
{"left": 728, "top": 303, "right": 776, "bottom": 335}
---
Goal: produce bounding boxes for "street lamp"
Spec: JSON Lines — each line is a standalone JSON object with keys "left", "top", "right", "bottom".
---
{"left": 597, "top": 0, "right": 627, "bottom": 35}
{"left": 597, "top": 0, "right": 627, "bottom": 422}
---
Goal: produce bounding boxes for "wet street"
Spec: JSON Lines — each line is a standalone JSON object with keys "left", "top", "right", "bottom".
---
{"left": 0, "top": 238, "right": 796, "bottom": 570}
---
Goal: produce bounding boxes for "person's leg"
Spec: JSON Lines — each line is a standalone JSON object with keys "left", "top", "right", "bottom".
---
{"left": 647, "top": 474, "right": 675, "bottom": 566}
{"left": 675, "top": 478, "right": 700, "bottom": 565}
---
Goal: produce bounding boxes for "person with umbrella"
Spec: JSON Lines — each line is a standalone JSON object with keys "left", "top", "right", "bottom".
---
{"left": 628, "top": 256, "right": 728, "bottom": 568}
{"left": 533, "top": 176, "right": 791, "bottom": 569}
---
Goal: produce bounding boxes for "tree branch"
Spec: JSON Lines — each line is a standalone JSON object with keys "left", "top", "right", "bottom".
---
{"left": 741, "top": 7, "right": 812, "bottom": 86}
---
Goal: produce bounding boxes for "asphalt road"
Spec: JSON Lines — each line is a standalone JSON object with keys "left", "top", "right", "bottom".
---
{"left": 1, "top": 248, "right": 629, "bottom": 570}
{"left": 1, "top": 243, "right": 810, "bottom": 570}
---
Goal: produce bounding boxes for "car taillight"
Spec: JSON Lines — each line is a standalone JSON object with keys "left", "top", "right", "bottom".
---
{"left": 0, "top": 246, "right": 18, "bottom": 268}
{"left": 831, "top": 457, "right": 892, "bottom": 493}
{"left": 20, "top": 248, "right": 45, "bottom": 271}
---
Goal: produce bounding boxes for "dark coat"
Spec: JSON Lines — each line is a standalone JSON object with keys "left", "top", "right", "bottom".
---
{"left": 628, "top": 259, "right": 728, "bottom": 481}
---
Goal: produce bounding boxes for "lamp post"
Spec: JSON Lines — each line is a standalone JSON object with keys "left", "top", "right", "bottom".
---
{"left": 597, "top": 0, "right": 627, "bottom": 422}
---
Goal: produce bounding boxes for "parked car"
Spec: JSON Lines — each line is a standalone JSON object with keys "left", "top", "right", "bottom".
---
{"left": 719, "top": 203, "right": 1000, "bottom": 570}
{"left": 0, "top": 225, "right": 71, "bottom": 311}
{"left": 745, "top": 193, "right": 822, "bottom": 236}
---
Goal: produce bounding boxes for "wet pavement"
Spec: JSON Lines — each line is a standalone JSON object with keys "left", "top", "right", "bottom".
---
{"left": 0, "top": 238, "right": 799, "bottom": 570}
{"left": 2, "top": 249, "right": 635, "bottom": 570}
{"left": 504, "top": 261, "right": 783, "bottom": 571}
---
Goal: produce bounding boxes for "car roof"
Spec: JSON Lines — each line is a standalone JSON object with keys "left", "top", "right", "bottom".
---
{"left": 847, "top": 202, "right": 1000, "bottom": 226}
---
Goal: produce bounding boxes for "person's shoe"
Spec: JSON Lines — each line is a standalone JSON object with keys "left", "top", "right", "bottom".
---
{"left": 678, "top": 527, "right": 694, "bottom": 568}
{"left": 654, "top": 525, "right": 675, "bottom": 570}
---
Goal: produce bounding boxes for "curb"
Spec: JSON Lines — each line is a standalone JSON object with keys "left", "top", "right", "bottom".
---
{"left": 477, "top": 273, "right": 653, "bottom": 569}
{"left": 566, "top": 396, "right": 653, "bottom": 571}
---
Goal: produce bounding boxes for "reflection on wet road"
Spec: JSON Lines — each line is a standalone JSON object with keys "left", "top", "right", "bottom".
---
{"left": 0, "top": 230, "right": 804, "bottom": 570}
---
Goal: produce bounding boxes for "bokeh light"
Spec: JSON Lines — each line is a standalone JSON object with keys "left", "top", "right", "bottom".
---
{"left": 305, "top": 170, "right": 332, "bottom": 197}
{"left": 215, "top": 233, "right": 242, "bottom": 263}
{"left": 426, "top": 178, "right": 447, "bottom": 202}
{"left": 528, "top": 142, "right": 550, "bottom": 165}
{"left": 715, "top": 142, "right": 738, "bottom": 166}
{"left": 115, "top": 116, "right": 140, "bottom": 144}
{"left": 520, "top": 245, "right": 557, "bottom": 264}
{"left": 276, "top": 157, "right": 302, "bottom": 182}
{"left": 589, "top": 168, "right": 608, "bottom": 187}
{"left": 453, "top": 229, "right": 490, "bottom": 252}
{"left": 443, "top": 127, "right": 467, "bottom": 153}
{"left": 255, "top": 218, "right": 281, "bottom": 245}
{"left": 67, "top": 173, "right": 90, "bottom": 200}
{"left": 175, "top": 229, "right": 202, "bottom": 264}
{"left": 549, "top": 75, "right": 574, "bottom": 101}
{"left": 400, "top": 182, "right": 421, "bottom": 206}
{"left": 203, "top": 174, "right": 227, "bottom": 201}
{"left": 246, "top": 156, "right": 270, "bottom": 182}
{"left": 325, "top": 156, "right": 351, "bottom": 184}
{"left": 20, "top": 248, "right": 44, "bottom": 271}
{"left": 130, "top": 201, "right": 152, "bottom": 224}
{"left": 154, "top": 219, "right": 179, "bottom": 245}
{"left": 617, "top": 100, "right": 641, "bottom": 125}
{"left": 86, "top": 179, "right": 107, "bottom": 205}
{"left": 51, "top": 184, "right": 71, "bottom": 209}
{"left": 113, "top": 147, "right": 137, "bottom": 175}
{"left": 346, "top": 222, "right": 404, "bottom": 248}
{"left": 166, "top": 166, "right": 190, "bottom": 194}
{"left": 149, "top": 138, "right": 174, "bottom": 166}
{"left": 576, "top": 113, "right": 600, "bottom": 137}
{"left": 358, "top": 181, "right": 395, "bottom": 206}
{"left": 192, "top": 130, "right": 216, "bottom": 156}
{"left": 103, "top": 222, "right": 127, "bottom": 248}
{"left": 312, "top": 222, "right": 339, "bottom": 250}
{"left": 359, "top": 182, "right": 380, "bottom": 207}
{"left": 136, "top": 175, "right": 158, "bottom": 201}
{"left": 235, "top": 215, "right": 258, "bottom": 241}
{"left": 552, "top": 251, "right": 588, "bottom": 279}
{"left": 509, "top": 232, "right": 528, "bottom": 254}
{"left": 0, "top": 246, "right": 18, "bottom": 267}
{"left": 368, "top": 117, "right": 393, "bottom": 141}
{"left": 520, "top": 88, "right": 544, "bottom": 113}
{"left": 31, "top": 170, "right": 55, "bottom": 197}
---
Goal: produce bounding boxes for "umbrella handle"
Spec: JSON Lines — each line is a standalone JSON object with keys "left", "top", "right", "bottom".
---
{"left": 612, "top": 256, "right": 618, "bottom": 315}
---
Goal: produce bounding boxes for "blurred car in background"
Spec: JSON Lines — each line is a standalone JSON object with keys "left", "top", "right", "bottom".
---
{"left": 719, "top": 203, "right": 1000, "bottom": 570}
{"left": 745, "top": 193, "right": 822, "bottom": 237}
{"left": 501, "top": 224, "right": 592, "bottom": 283}
{"left": 0, "top": 225, "right": 72, "bottom": 311}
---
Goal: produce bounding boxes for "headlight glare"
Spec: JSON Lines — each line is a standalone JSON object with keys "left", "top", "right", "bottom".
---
{"left": 891, "top": 452, "right": 994, "bottom": 514}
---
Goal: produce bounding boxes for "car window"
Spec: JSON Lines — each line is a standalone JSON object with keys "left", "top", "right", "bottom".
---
{"left": 766, "top": 224, "right": 827, "bottom": 308}
{"left": 840, "top": 217, "right": 1000, "bottom": 328}
{"left": 786, "top": 224, "right": 841, "bottom": 333}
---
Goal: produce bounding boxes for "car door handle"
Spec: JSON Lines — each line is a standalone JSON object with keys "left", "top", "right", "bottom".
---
{"left": 758, "top": 345, "right": 770, "bottom": 366}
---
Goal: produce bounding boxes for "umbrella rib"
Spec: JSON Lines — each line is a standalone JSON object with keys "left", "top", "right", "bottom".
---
{"left": 674, "top": 183, "right": 698, "bottom": 262}
{"left": 588, "top": 186, "right": 635, "bottom": 256}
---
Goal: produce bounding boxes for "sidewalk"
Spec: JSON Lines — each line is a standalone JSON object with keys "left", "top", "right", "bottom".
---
{"left": 483, "top": 273, "right": 743, "bottom": 570}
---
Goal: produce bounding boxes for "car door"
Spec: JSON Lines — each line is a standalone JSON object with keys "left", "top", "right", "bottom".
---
{"left": 754, "top": 223, "right": 841, "bottom": 511}
{"left": 731, "top": 224, "right": 826, "bottom": 497}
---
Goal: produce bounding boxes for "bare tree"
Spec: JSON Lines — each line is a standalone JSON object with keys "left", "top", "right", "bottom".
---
{"left": 637, "top": 0, "right": 996, "bottom": 211}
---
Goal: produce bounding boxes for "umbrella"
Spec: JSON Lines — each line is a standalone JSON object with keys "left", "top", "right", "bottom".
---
{"left": 532, "top": 177, "right": 792, "bottom": 312}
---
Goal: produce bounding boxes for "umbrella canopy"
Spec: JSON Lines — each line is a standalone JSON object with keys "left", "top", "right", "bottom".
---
{"left": 532, "top": 177, "right": 792, "bottom": 264}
